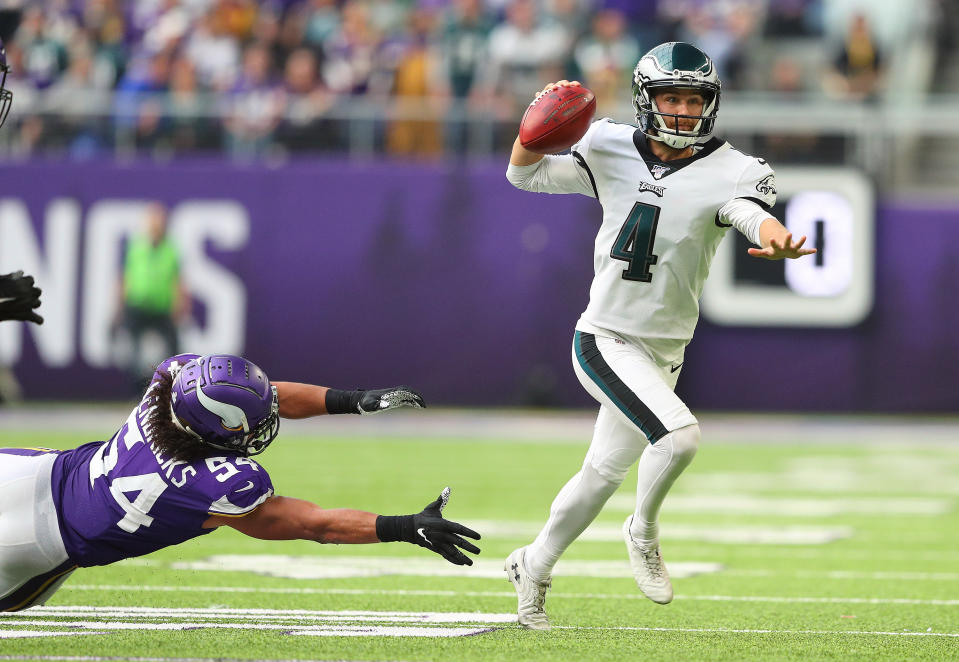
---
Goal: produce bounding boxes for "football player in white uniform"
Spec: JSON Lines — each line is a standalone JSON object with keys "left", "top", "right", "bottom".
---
{"left": 503, "top": 42, "right": 816, "bottom": 629}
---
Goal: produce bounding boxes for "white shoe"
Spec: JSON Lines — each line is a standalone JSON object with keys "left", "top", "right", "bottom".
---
{"left": 505, "top": 547, "right": 551, "bottom": 630}
{"left": 623, "top": 516, "right": 673, "bottom": 604}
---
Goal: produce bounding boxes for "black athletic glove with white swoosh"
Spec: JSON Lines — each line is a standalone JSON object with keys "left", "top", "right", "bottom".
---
{"left": 375, "top": 487, "right": 481, "bottom": 566}
{"left": 0, "top": 271, "right": 43, "bottom": 325}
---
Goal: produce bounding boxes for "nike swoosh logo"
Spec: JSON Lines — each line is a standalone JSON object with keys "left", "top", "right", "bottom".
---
{"left": 0, "top": 297, "right": 14, "bottom": 304}
{"left": 235, "top": 481, "right": 255, "bottom": 493}
{"left": 670, "top": 363, "right": 683, "bottom": 373}
{"left": 416, "top": 527, "right": 431, "bottom": 546}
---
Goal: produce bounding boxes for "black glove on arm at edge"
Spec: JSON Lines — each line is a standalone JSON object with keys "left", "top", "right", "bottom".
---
{"left": 0, "top": 271, "right": 43, "bottom": 325}
{"left": 325, "top": 386, "right": 425, "bottom": 415}
{"left": 376, "top": 487, "right": 481, "bottom": 566}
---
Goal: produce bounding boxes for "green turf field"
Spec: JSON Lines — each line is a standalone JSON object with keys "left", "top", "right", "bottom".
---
{"left": 1, "top": 419, "right": 957, "bottom": 661}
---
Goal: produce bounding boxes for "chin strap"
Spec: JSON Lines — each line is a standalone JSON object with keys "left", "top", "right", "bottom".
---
{"left": 169, "top": 401, "right": 203, "bottom": 440}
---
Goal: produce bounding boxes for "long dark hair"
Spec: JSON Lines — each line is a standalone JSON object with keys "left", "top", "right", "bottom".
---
{"left": 146, "top": 371, "right": 209, "bottom": 462}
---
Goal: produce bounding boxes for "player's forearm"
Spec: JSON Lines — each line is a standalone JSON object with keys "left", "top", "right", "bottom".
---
{"left": 510, "top": 135, "right": 545, "bottom": 166}
{"left": 273, "top": 381, "right": 330, "bottom": 418}
{"left": 222, "top": 496, "right": 380, "bottom": 544}
{"left": 277, "top": 383, "right": 424, "bottom": 417}
{"left": 303, "top": 507, "right": 380, "bottom": 544}
{"left": 758, "top": 217, "right": 788, "bottom": 248}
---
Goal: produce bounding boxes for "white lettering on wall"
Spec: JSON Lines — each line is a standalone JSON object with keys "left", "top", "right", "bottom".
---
{"left": 0, "top": 199, "right": 80, "bottom": 366}
{"left": 81, "top": 200, "right": 149, "bottom": 367}
{"left": 170, "top": 201, "right": 249, "bottom": 355}
{"left": 0, "top": 198, "right": 248, "bottom": 369}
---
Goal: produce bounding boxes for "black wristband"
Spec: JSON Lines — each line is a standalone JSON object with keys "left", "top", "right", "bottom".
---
{"left": 325, "top": 388, "right": 361, "bottom": 415}
{"left": 375, "top": 514, "right": 415, "bottom": 543}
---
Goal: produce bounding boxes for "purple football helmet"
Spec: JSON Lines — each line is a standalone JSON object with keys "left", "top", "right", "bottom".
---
{"left": 0, "top": 38, "right": 11, "bottom": 129}
{"left": 170, "top": 354, "right": 280, "bottom": 456}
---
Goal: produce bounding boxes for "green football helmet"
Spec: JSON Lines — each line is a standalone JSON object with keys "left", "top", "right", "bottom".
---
{"left": 632, "top": 42, "right": 721, "bottom": 149}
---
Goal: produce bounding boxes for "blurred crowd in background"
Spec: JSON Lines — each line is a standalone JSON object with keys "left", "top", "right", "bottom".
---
{"left": 0, "top": 0, "right": 956, "bottom": 161}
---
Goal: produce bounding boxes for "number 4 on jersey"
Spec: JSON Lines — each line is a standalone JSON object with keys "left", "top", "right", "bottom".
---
{"left": 611, "top": 202, "right": 661, "bottom": 282}
{"left": 110, "top": 474, "right": 168, "bottom": 533}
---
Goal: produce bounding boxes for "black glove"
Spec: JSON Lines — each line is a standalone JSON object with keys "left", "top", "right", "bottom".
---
{"left": 326, "top": 386, "right": 425, "bottom": 415}
{"left": 376, "top": 487, "right": 481, "bottom": 566}
{"left": 357, "top": 386, "right": 425, "bottom": 414}
{"left": 0, "top": 271, "right": 43, "bottom": 325}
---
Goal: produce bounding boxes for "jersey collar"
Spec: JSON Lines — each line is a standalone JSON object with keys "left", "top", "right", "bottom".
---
{"left": 632, "top": 131, "right": 725, "bottom": 179}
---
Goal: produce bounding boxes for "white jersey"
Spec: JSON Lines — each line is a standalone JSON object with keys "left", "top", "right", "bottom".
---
{"left": 507, "top": 118, "right": 777, "bottom": 367}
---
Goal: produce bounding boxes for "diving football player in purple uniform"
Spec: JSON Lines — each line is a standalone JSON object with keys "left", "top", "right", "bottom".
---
{"left": 0, "top": 353, "right": 480, "bottom": 612}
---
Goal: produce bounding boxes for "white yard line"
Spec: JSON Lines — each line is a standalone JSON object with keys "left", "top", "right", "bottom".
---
{"left": 552, "top": 626, "right": 959, "bottom": 638}
{"left": 289, "top": 626, "right": 497, "bottom": 637}
{"left": 6, "top": 607, "right": 516, "bottom": 623}
{"left": 658, "top": 547, "right": 959, "bottom": 562}
{"left": 53, "top": 585, "right": 959, "bottom": 605}
{"left": 169, "top": 556, "right": 721, "bottom": 580}
{"left": 726, "top": 569, "right": 959, "bottom": 580}
{"left": 0, "top": 607, "right": 511, "bottom": 639}
{"left": 677, "top": 467, "right": 959, "bottom": 496}
{"left": 0, "top": 631, "right": 105, "bottom": 639}
{"left": 0, "top": 621, "right": 496, "bottom": 638}
{"left": 3, "top": 606, "right": 957, "bottom": 641}
{"left": 169, "top": 553, "right": 959, "bottom": 581}
{"left": 680, "top": 595, "right": 959, "bottom": 606}
{"left": 2, "top": 621, "right": 956, "bottom": 640}
{"left": 0, "top": 658, "right": 401, "bottom": 662}
{"left": 0, "top": 607, "right": 515, "bottom": 639}
{"left": 606, "top": 493, "right": 954, "bottom": 516}
{"left": 111, "top": 548, "right": 959, "bottom": 564}
{"left": 463, "top": 521, "right": 852, "bottom": 545}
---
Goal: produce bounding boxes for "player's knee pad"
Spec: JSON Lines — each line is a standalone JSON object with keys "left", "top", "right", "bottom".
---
{"left": 580, "top": 462, "right": 622, "bottom": 497}
{"left": 662, "top": 423, "right": 700, "bottom": 465}
{"left": 587, "top": 448, "right": 637, "bottom": 485}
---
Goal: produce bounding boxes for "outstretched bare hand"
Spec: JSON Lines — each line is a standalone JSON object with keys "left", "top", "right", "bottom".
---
{"left": 747, "top": 233, "right": 817, "bottom": 260}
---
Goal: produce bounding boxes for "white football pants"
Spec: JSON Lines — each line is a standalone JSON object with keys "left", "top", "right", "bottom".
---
{"left": 524, "top": 332, "right": 700, "bottom": 580}
{"left": 0, "top": 451, "right": 74, "bottom": 611}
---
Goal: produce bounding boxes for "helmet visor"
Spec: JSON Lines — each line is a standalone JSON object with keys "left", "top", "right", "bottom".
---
{"left": 242, "top": 385, "right": 281, "bottom": 456}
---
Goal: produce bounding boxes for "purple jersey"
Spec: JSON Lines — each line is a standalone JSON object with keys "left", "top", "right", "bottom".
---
{"left": 48, "top": 354, "right": 274, "bottom": 567}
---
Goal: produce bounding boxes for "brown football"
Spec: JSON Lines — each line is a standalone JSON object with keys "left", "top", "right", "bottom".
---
{"left": 519, "top": 85, "right": 597, "bottom": 154}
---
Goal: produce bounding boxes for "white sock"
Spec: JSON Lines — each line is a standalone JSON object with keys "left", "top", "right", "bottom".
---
{"left": 629, "top": 424, "right": 700, "bottom": 545}
{"left": 524, "top": 463, "right": 621, "bottom": 581}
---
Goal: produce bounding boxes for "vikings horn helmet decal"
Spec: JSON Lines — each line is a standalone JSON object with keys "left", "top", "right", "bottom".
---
{"left": 632, "top": 42, "right": 721, "bottom": 149}
{"left": 170, "top": 355, "right": 280, "bottom": 456}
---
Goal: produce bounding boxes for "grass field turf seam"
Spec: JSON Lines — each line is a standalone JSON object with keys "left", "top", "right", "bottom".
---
{"left": 1, "top": 423, "right": 957, "bottom": 661}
